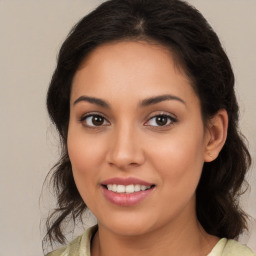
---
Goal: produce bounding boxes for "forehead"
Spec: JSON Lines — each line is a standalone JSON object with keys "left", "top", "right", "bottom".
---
{"left": 77, "top": 40, "right": 185, "bottom": 77}
{"left": 71, "top": 41, "right": 197, "bottom": 106}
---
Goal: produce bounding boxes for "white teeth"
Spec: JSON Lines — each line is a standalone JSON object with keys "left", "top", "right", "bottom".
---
{"left": 134, "top": 184, "right": 140, "bottom": 192}
{"left": 141, "top": 185, "right": 147, "bottom": 191}
{"left": 106, "top": 184, "right": 151, "bottom": 193}
{"left": 112, "top": 184, "right": 117, "bottom": 191}
{"left": 117, "top": 185, "right": 125, "bottom": 193}
{"left": 125, "top": 184, "right": 134, "bottom": 194}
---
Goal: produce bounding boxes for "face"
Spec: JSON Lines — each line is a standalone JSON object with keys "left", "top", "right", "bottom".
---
{"left": 68, "top": 41, "right": 210, "bottom": 236}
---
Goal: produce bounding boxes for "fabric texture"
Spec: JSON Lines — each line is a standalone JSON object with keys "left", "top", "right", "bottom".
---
{"left": 46, "top": 226, "right": 255, "bottom": 256}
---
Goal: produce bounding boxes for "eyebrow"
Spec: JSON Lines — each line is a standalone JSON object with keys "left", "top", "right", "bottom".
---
{"left": 73, "top": 96, "right": 110, "bottom": 108}
{"left": 140, "top": 94, "right": 186, "bottom": 107}
{"left": 73, "top": 94, "right": 186, "bottom": 108}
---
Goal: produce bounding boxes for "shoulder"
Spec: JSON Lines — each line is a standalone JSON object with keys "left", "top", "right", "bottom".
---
{"left": 45, "top": 225, "right": 97, "bottom": 256}
{"left": 223, "top": 239, "right": 255, "bottom": 256}
{"left": 45, "top": 235, "right": 82, "bottom": 256}
{"left": 208, "top": 238, "right": 256, "bottom": 256}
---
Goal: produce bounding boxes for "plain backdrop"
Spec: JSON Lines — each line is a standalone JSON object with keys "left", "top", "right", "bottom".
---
{"left": 0, "top": 1, "right": 255, "bottom": 255}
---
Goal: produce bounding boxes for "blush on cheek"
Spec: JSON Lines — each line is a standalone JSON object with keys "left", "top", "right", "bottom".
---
{"left": 69, "top": 150, "right": 94, "bottom": 175}
{"left": 68, "top": 135, "right": 106, "bottom": 176}
{"left": 153, "top": 140, "right": 204, "bottom": 185}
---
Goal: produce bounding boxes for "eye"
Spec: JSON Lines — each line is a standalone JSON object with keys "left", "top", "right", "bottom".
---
{"left": 145, "top": 114, "right": 177, "bottom": 127}
{"left": 80, "top": 114, "right": 110, "bottom": 127}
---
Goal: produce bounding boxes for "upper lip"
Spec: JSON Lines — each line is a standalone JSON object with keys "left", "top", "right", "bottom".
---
{"left": 101, "top": 177, "right": 154, "bottom": 186}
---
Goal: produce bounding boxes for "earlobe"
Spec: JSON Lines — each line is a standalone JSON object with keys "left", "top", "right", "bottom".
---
{"left": 204, "top": 109, "right": 228, "bottom": 162}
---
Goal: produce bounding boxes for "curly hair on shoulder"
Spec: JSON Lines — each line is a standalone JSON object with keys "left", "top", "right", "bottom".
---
{"left": 43, "top": 0, "right": 251, "bottom": 249}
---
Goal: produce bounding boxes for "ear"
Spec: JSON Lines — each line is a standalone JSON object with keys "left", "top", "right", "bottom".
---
{"left": 204, "top": 109, "right": 228, "bottom": 162}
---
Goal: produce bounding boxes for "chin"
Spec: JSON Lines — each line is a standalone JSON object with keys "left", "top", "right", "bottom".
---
{"left": 99, "top": 215, "right": 155, "bottom": 237}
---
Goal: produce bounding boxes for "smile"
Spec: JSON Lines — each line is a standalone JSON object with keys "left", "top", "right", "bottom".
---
{"left": 106, "top": 184, "right": 152, "bottom": 194}
{"left": 101, "top": 177, "right": 155, "bottom": 206}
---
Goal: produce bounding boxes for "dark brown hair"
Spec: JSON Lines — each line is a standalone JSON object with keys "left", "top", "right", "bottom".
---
{"left": 44, "top": 0, "right": 251, "bottom": 249}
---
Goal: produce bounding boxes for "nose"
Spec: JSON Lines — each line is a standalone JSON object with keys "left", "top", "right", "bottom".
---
{"left": 106, "top": 124, "right": 145, "bottom": 170}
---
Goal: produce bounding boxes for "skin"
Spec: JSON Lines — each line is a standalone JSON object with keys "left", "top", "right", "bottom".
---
{"left": 68, "top": 41, "right": 228, "bottom": 256}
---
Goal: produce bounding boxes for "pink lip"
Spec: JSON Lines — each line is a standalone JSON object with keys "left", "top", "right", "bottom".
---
{"left": 101, "top": 177, "right": 153, "bottom": 186}
{"left": 101, "top": 177, "right": 155, "bottom": 207}
{"left": 102, "top": 187, "right": 154, "bottom": 207}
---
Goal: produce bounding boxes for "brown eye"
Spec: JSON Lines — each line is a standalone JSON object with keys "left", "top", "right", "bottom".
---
{"left": 155, "top": 116, "right": 168, "bottom": 126}
{"left": 91, "top": 115, "right": 104, "bottom": 126}
{"left": 145, "top": 114, "right": 177, "bottom": 127}
{"left": 81, "top": 114, "right": 110, "bottom": 127}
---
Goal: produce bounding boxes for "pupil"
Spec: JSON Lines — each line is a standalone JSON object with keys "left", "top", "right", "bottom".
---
{"left": 156, "top": 116, "right": 167, "bottom": 126}
{"left": 92, "top": 116, "right": 104, "bottom": 126}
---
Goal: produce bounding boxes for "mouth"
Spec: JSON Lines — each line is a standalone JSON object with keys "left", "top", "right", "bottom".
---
{"left": 102, "top": 184, "right": 155, "bottom": 194}
{"left": 101, "top": 177, "right": 155, "bottom": 206}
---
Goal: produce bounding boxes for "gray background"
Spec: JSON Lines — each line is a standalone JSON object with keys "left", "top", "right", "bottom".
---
{"left": 0, "top": 1, "right": 255, "bottom": 255}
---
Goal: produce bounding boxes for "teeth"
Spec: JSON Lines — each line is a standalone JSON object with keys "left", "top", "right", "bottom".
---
{"left": 117, "top": 185, "right": 125, "bottom": 193}
{"left": 125, "top": 184, "right": 134, "bottom": 193}
{"left": 106, "top": 184, "right": 151, "bottom": 193}
{"left": 141, "top": 185, "right": 147, "bottom": 191}
{"left": 112, "top": 184, "right": 117, "bottom": 191}
{"left": 134, "top": 184, "right": 140, "bottom": 192}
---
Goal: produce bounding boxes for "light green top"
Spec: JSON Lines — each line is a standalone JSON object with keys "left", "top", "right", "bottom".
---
{"left": 46, "top": 226, "right": 255, "bottom": 256}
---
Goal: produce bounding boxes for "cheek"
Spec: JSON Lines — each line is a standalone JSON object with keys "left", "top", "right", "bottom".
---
{"left": 67, "top": 130, "right": 107, "bottom": 202}
{"left": 67, "top": 130, "right": 105, "bottom": 174}
{"left": 148, "top": 134, "right": 205, "bottom": 220}
{"left": 149, "top": 128, "right": 205, "bottom": 188}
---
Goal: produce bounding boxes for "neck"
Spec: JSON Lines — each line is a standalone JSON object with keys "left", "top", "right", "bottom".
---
{"left": 91, "top": 211, "right": 219, "bottom": 256}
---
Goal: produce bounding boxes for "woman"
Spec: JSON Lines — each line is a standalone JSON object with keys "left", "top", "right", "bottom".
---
{"left": 44, "top": 0, "right": 255, "bottom": 255}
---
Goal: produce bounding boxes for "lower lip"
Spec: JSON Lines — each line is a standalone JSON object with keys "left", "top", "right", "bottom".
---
{"left": 102, "top": 186, "right": 154, "bottom": 207}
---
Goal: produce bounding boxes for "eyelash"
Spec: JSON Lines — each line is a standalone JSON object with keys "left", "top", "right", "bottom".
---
{"left": 79, "top": 113, "right": 110, "bottom": 128}
{"left": 79, "top": 112, "right": 177, "bottom": 128}
{"left": 144, "top": 114, "right": 177, "bottom": 127}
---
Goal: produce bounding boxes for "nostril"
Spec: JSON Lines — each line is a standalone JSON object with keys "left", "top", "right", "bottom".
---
{"left": 130, "top": 162, "right": 139, "bottom": 166}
